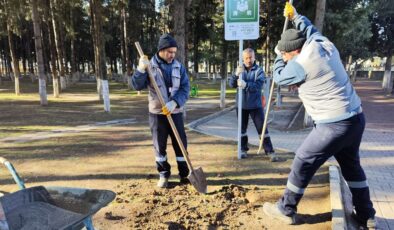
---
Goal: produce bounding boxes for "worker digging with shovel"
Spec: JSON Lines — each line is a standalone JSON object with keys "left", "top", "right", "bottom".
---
{"left": 262, "top": 3, "right": 376, "bottom": 229}
{"left": 131, "top": 34, "right": 191, "bottom": 189}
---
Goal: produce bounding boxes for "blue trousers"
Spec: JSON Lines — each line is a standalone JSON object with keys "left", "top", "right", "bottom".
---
{"left": 279, "top": 113, "right": 375, "bottom": 221}
{"left": 236, "top": 108, "right": 274, "bottom": 153}
{"left": 149, "top": 113, "right": 189, "bottom": 178}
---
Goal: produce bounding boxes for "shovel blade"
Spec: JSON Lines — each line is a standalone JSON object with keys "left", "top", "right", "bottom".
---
{"left": 188, "top": 167, "right": 207, "bottom": 194}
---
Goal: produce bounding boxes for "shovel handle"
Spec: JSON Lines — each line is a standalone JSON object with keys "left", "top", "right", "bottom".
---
{"left": 134, "top": 42, "right": 194, "bottom": 172}
{"left": 257, "top": 78, "right": 275, "bottom": 154}
{"left": 258, "top": 0, "right": 294, "bottom": 154}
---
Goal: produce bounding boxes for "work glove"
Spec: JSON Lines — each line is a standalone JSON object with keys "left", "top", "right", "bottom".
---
{"left": 137, "top": 55, "right": 149, "bottom": 73}
{"left": 162, "top": 100, "right": 177, "bottom": 115}
{"left": 237, "top": 79, "right": 247, "bottom": 89}
{"left": 274, "top": 45, "right": 282, "bottom": 57}
{"left": 284, "top": 2, "right": 298, "bottom": 20}
{"left": 235, "top": 66, "right": 243, "bottom": 77}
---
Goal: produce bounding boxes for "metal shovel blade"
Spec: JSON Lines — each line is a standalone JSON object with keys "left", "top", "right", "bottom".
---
{"left": 188, "top": 167, "right": 207, "bottom": 194}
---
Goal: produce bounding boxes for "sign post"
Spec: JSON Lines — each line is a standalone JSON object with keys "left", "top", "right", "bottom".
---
{"left": 225, "top": 0, "right": 259, "bottom": 159}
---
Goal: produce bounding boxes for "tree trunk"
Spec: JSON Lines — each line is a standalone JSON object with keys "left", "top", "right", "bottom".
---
{"left": 122, "top": 4, "right": 133, "bottom": 89}
{"left": 193, "top": 21, "right": 199, "bottom": 74}
{"left": 31, "top": 0, "right": 48, "bottom": 105}
{"left": 47, "top": 0, "right": 60, "bottom": 97}
{"left": 382, "top": 54, "right": 393, "bottom": 94}
{"left": 41, "top": 24, "right": 51, "bottom": 76}
{"left": 171, "top": 0, "right": 192, "bottom": 66}
{"left": 346, "top": 55, "right": 353, "bottom": 73}
{"left": 91, "top": 0, "right": 110, "bottom": 112}
{"left": 265, "top": 0, "right": 271, "bottom": 75}
{"left": 70, "top": 6, "right": 77, "bottom": 76}
{"left": 314, "top": 0, "right": 326, "bottom": 32}
{"left": 220, "top": 40, "right": 228, "bottom": 108}
{"left": 51, "top": 0, "right": 66, "bottom": 90}
{"left": 120, "top": 4, "right": 126, "bottom": 75}
{"left": 7, "top": 24, "right": 20, "bottom": 95}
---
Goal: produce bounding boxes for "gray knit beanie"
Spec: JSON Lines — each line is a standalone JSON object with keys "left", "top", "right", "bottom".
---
{"left": 157, "top": 34, "right": 178, "bottom": 51}
{"left": 277, "top": 29, "right": 306, "bottom": 52}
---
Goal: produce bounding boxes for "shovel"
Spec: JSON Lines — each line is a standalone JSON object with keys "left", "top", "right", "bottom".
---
{"left": 258, "top": 0, "right": 294, "bottom": 155}
{"left": 134, "top": 42, "right": 207, "bottom": 194}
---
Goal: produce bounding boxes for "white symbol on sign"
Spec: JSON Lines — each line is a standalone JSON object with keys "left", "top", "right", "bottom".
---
{"left": 236, "top": 0, "right": 248, "bottom": 12}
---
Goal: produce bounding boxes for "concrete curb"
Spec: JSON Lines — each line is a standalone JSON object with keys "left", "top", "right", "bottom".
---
{"left": 329, "top": 165, "right": 347, "bottom": 230}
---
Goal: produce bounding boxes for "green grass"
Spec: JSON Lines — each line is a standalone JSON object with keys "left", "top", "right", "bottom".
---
{"left": 0, "top": 77, "right": 236, "bottom": 139}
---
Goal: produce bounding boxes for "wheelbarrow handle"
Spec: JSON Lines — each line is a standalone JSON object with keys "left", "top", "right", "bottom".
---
{"left": 0, "top": 157, "right": 25, "bottom": 189}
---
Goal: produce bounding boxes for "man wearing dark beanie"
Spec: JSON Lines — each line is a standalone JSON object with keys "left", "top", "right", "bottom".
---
{"left": 131, "top": 34, "right": 190, "bottom": 188}
{"left": 263, "top": 3, "right": 376, "bottom": 229}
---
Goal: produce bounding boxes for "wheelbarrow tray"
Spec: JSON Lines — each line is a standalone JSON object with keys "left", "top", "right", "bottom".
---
{"left": 0, "top": 186, "right": 115, "bottom": 230}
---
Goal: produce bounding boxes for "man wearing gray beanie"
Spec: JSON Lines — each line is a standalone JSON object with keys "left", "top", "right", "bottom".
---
{"left": 131, "top": 34, "right": 190, "bottom": 188}
{"left": 262, "top": 3, "right": 376, "bottom": 229}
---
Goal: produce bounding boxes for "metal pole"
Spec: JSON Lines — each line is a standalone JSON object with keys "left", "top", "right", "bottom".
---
{"left": 237, "top": 40, "right": 243, "bottom": 159}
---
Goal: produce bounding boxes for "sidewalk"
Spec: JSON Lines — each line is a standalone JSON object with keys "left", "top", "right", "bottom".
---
{"left": 190, "top": 79, "right": 394, "bottom": 229}
{"left": 352, "top": 80, "right": 394, "bottom": 230}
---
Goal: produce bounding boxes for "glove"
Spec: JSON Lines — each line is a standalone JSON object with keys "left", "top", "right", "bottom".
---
{"left": 137, "top": 55, "right": 149, "bottom": 73}
{"left": 284, "top": 2, "right": 298, "bottom": 20}
{"left": 274, "top": 45, "right": 282, "bottom": 57}
{"left": 237, "top": 79, "right": 247, "bottom": 89}
{"left": 235, "top": 66, "right": 243, "bottom": 77}
{"left": 162, "top": 100, "right": 177, "bottom": 115}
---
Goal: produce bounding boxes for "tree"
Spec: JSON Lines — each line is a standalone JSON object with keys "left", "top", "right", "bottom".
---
{"left": 31, "top": 0, "right": 48, "bottom": 105}
{"left": 50, "top": 0, "right": 67, "bottom": 90}
{"left": 90, "top": 0, "right": 110, "bottom": 112}
{"left": 188, "top": 0, "right": 217, "bottom": 73}
{"left": 314, "top": 0, "right": 326, "bottom": 32}
{"left": 369, "top": 0, "right": 394, "bottom": 94}
{"left": 3, "top": 0, "right": 23, "bottom": 95}
{"left": 325, "top": 0, "right": 373, "bottom": 68}
{"left": 38, "top": 0, "right": 58, "bottom": 97}
{"left": 168, "top": 0, "right": 192, "bottom": 66}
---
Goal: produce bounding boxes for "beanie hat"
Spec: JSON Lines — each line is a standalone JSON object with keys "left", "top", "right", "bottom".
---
{"left": 157, "top": 34, "right": 178, "bottom": 51}
{"left": 277, "top": 29, "right": 306, "bottom": 52}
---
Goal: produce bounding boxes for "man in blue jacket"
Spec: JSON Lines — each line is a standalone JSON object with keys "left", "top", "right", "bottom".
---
{"left": 131, "top": 34, "right": 190, "bottom": 188}
{"left": 263, "top": 3, "right": 376, "bottom": 229}
{"left": 229, "top": 48, "right": 276, "bottom": 161}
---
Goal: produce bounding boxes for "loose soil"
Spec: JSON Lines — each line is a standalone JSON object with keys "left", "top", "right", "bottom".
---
{"left": 0, "top": 79, "right": 330, "bottom": 229}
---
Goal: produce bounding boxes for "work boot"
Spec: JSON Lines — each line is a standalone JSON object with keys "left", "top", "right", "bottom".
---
{"left": 351, "top": 211, "right": 377, "bottom": 229}
{"left": 240, "top": 151, "right": 248, "bottom": 159}
{"left": 267, "top": 152, "right": 279, "bottom": 162}
{"left": 263, "top": 202, "right": 296, "bottom": 225}
{"left": 157, "top": 177, "right": 169, "bottom": 188}
{"left": 180, "top": 177, "right": 190, "bottom": 185}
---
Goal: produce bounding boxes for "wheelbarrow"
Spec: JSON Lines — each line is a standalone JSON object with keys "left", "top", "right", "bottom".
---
{"left": 0, "top": 157, "right": 116, "bottom": 230}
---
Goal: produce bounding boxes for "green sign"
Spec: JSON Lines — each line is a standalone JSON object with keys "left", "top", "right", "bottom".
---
{"left": 226, "top": 0, "right": 258, "bottom": 23}
{"left": 224, "top": 0, "right": 259, "bottom": 40}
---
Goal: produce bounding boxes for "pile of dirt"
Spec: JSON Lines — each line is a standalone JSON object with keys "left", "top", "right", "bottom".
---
{"left": 102, "top": 178, "right": 277, "bottom": 229}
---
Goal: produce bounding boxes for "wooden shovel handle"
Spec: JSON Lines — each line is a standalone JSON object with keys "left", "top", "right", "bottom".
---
{"left": 258, "top": 0, "right": 294, "bottom": 153}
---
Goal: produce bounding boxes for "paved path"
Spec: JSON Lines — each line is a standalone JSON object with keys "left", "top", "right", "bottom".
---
{"left": 191, "top": 79, "right": 394, "bottom": 229}
{"left": 353, "top": 80, "right": 394, "bottom": 230}
{"left": 0, "top": 119, "right": 136, "bottom": 144}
